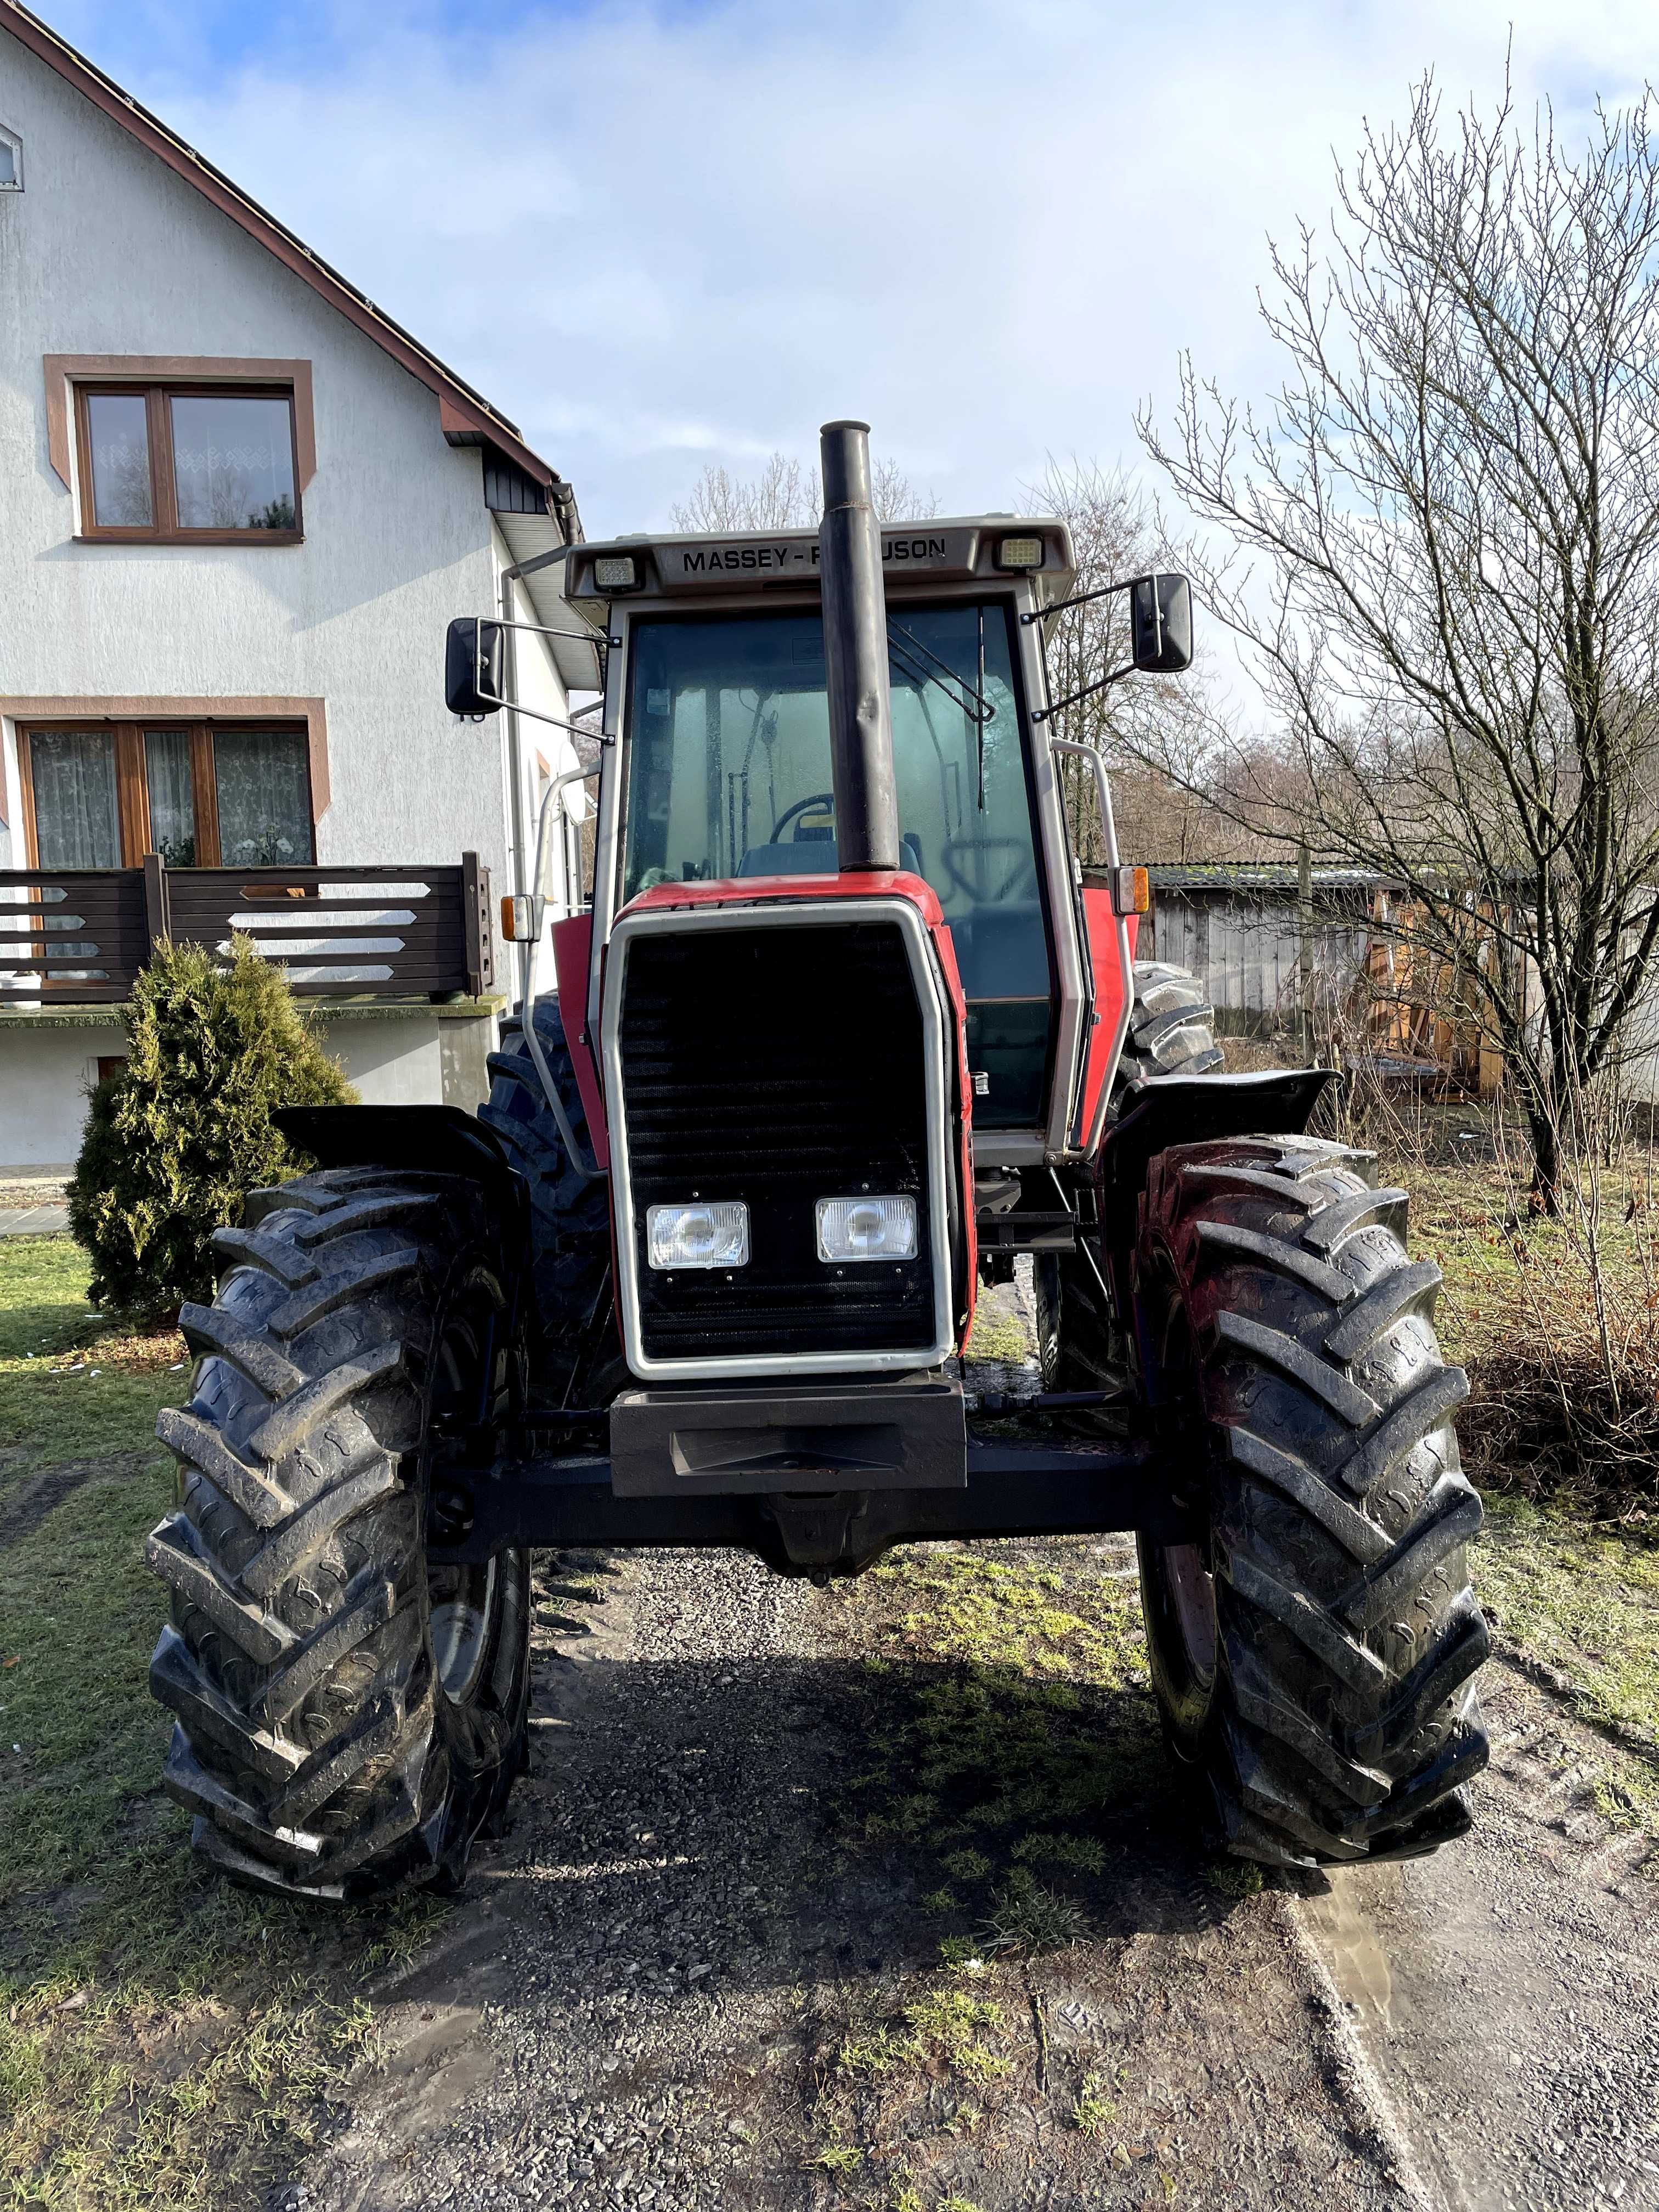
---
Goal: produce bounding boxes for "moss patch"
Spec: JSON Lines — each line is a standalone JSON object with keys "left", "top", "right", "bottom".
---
{"left": 824, "top": 1542, "right": 1159, "bottom": 1944}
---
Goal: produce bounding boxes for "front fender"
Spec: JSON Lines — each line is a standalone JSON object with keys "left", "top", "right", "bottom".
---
{"left": 272, "top": 1103, "right": 535, "bottom": 1370}
{"left": 274, "top": 1104, "right": 516, "bottom": 1189}
{"left": 1094, "top": 1068, "right": 1339, "bottom": 1255}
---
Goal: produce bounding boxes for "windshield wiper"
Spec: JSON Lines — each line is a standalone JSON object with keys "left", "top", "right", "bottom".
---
{"left": 887, "top": 612, "right": 994, "bottom": 812}
{"left": 886, "top": 619, "right": 995, "bottom": 728}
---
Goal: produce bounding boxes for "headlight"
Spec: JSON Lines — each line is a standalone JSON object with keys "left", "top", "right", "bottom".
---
{"left": 646, "top": 1201, "right": 749, "bottom": 1270}
{"left": 815, "top": 1194, "right": 918, "bottom": 1263}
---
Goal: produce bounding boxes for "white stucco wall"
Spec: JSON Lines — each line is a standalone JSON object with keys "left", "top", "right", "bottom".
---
{"left": 0, "top": 28, "right": 569, "bottom": 923}
{"left": 0, "top": 1005, "right": 498, "bottom": 1172}
{"left": 0, "top": 1024, "right": 106, "bottom": 1169}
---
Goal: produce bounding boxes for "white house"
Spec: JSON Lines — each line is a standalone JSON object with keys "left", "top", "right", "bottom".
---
{"left": 0, "top": 0, "right": 599, "bottom": 1175}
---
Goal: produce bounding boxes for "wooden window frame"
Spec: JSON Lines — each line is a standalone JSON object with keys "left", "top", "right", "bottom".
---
{"left": 15, "top": 718, "right": 315, "bottom": 869}
{"left": 73, "top": 382, "right": 304, "bottom": 545}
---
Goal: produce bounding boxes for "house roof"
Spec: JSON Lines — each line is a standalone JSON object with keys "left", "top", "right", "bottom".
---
{"left": 1146, "top": 863, "right": 1391, "bottom": 894}
{"left": 0, "top": 0, "right": 576, "bottom": 520}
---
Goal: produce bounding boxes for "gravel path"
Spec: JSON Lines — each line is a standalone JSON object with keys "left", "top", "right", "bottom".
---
{"left": 1300, "top": 1658, "right": 1659, "bottom": 2211}
{"left": 294, "top": 1537, "right": 1443, "bottom": 2212}
{"left": 284, "top": 1286, "right": 1659, "bottom": 2210}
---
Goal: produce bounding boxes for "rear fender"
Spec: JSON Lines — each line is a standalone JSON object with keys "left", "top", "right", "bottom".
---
{"left": 551, "top": 914, "right": 609, "bottom": 1168}
{"left": 1077, "top": 894, "right": 1138, "bottom": 1150}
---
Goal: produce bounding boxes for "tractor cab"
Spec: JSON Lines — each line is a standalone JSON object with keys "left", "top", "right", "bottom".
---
{"left": 567, "top": 520, "right": 1086, "bottom": 1149}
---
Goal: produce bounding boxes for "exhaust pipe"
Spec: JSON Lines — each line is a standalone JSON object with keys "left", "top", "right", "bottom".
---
{"left": 819, "top": 420, "right": 899, "bottom": 874}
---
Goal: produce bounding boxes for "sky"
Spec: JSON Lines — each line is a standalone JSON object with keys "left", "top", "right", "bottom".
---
{"left": 31, "top": 0, "right": 1659, "bottom": 538}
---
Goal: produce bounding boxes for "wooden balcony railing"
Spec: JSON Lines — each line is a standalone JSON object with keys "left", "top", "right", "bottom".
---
{"left": 0, "top": 854, "right": 494, "bottom": 1005}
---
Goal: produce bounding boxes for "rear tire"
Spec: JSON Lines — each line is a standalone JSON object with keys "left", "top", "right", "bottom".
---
{"left": 1118, "top": 961, "right": 1225, "bottom": 1085}
{"left": 1049, "top": 961, "right": 1223, "bottom": 1404}
{"left": 145, "top": 1169, "right": 530, "bottom": 1899}
{"left": 1135, "top": 1134, "right": 1489, "bottom": 1866}
{"left": 480, "top": 997, "right": 612, "bottom": 1395}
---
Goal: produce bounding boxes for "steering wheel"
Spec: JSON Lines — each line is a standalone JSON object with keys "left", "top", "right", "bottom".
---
{"left": 770, "top": 792, "right": 836, "bottom": 842}
{"left": 941, "top": 836, "right": 1037, "bottom": 905}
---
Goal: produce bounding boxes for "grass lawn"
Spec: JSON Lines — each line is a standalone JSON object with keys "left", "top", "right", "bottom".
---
{"left": 0, "top": 1238, "right": 443, "bottom": 2210}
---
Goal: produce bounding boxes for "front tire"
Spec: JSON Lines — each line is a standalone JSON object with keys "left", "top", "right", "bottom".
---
{"left": 145, "top": 1169, "right": 530, "bottom": 1899}
{"left": 1135, "top": 1134, "right": 1489, "bottom": 1866}
{"left": 480, "top": 997, "right": 612, "bottom": 1397}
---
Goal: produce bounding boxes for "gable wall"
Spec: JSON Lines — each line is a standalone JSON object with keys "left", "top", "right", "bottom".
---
{"left": 0, "top": 31, "right": 552, "bottom": 890}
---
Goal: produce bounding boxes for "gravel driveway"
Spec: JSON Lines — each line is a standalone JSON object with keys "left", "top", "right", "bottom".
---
{"left": 282, "top": 1505, "right": 1659, "bottom": 2212}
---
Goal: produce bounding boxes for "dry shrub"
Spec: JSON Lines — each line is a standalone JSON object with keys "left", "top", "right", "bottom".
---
{"left": 1460, "top": 1132, "right": 1659, "bottom": 1522}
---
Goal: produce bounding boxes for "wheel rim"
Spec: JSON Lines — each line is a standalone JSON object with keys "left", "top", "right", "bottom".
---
{"left": 428, "top": 1556, "right": 500, "bottom": 1703}
{"left": 1149, "top": 1541, "right": 1218, "bottom": 1703}
{"left": 425, "top": 1291, "right": 506, "bottom": 1712}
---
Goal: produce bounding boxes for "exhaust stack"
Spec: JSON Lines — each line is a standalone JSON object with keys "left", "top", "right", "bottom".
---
{"left": 818, "top": 420, "right": 899, "bottom": 874}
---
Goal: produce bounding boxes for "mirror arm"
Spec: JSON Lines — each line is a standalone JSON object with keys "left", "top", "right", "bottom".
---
{"left": 486, "top": 614, "right": 612, "bottom": 650}
{"left": 463, "top": 686, "right": 616, "bottom": 744}
{"left": 1032, "top": 662, "right": 1134, "bottom": 724}
{"left": 1020, "top": 577, "right": 1138, "bottom": 625}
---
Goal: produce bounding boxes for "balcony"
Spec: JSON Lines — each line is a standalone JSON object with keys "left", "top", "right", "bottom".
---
{"left": 0, "top": 854, "right": 495, "bottom": 1003}
{"left": 0, "top": 856, "right": 501, "bottom": 1175}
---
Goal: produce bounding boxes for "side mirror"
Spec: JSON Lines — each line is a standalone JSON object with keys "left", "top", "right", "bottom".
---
{"left": 445, "top": 617, "right": 506, "bottom": 717}
{"left": 1129, "top": 573, "right": 1193, "bottom": 674}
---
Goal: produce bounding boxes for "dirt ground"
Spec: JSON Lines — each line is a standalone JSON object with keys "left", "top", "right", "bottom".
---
{"left": 290, "top": 1537, "right": 1659, "bottom": 2212}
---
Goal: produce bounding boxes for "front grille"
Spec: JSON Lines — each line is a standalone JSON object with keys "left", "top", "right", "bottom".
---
{"left": 617, "top": 918, "right": 938, "bottom": 1362}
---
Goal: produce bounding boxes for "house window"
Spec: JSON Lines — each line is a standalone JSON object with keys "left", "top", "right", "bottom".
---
{"left": 18, "top": 720, "right": 315, "bottom": 868}
{"left": 212, "top": 728, "right": 312, "bottom": 865}
{"left": 75, "top": 383, "right": 301, "bottom": 541}
{"left": 26, "top": 730, "right": 122, "bottom": 868}
{"left": 0, "top": 127, "right": 21, "bottom": 190}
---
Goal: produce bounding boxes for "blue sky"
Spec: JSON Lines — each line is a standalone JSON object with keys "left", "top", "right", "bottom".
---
{"left": 30, "top": 0, "right": 1658, "bottom": 537}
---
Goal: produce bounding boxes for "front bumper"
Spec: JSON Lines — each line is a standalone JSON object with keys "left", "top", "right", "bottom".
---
{"left": 608, "top": 1373, "right": 966, "bottom": 1497}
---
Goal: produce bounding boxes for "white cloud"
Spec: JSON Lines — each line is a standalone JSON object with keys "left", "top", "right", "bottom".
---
{"left": 109, "top": 0, "right": 1656, "bottom": 534}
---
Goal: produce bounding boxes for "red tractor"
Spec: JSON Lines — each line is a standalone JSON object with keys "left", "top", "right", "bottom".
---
{"left": 146, "top": 424, "right": 1488, "bottom": 1898}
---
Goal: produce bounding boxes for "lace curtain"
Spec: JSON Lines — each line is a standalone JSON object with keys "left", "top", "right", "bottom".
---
{"left": 213, "top": 730, "right": 314, "bottom": 866}
{"left": 29, "top": 731, "right": 121, "bottom": 867}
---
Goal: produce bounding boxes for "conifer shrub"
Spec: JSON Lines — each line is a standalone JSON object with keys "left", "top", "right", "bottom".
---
{"left": 68, "top": 935, "right": 357, "bottom": 1317}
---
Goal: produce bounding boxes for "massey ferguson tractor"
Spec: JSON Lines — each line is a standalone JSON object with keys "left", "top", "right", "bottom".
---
{"left": 145, "top": 423, "right": 1489, "bottom": 1899}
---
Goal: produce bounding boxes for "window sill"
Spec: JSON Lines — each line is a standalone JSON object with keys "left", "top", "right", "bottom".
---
{"left": 72, "top": 532, "right": 305, "bottom": 548}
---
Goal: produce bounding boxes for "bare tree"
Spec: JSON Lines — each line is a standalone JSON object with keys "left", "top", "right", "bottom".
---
{"left": 1022, "top": 458, "right": 1250, "bottom": 865}
{"left": 1136, "top": 77, "right": 1659, "bottom": 1199}
{"left": 670, "top": 450, "right": 939, "bottom": 532}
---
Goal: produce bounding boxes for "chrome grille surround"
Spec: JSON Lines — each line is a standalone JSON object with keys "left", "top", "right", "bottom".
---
{"left": 601, "top": 896, "right": 955, "bottom": 1380}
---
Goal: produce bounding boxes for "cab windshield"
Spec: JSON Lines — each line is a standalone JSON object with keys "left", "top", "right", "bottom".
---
{"left": 619, "top": 601, "right": 1052, "bottom": 1126}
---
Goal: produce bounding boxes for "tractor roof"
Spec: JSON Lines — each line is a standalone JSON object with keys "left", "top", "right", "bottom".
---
{"left": 564, "top": 516, "right": 1077, "bottom": 613}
